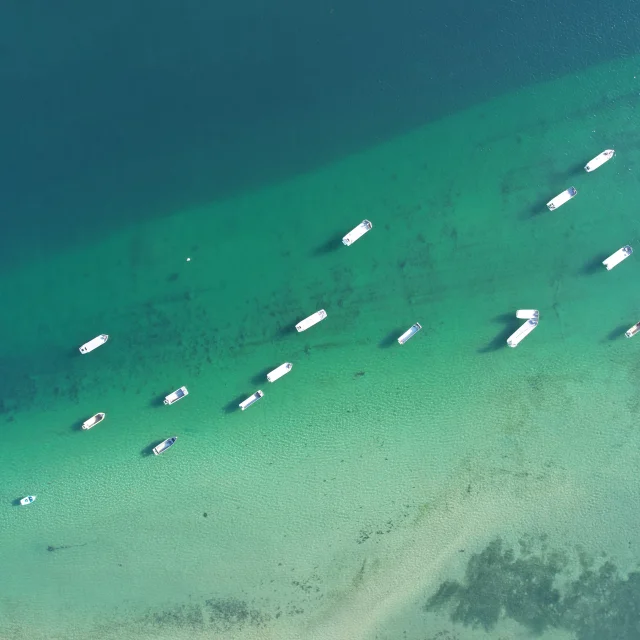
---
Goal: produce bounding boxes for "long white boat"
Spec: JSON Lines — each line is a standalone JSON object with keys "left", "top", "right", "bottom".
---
{"left": 20, "top": 495, "right": 36, "bottom": 506}
{"left": 547, "top": 187, "right": 577, "bottom": 211}
{"left": 267, "top": 363, "right": 292, "bottom": 383}
{"left": 507, "top": 318, "right": 538, "bottom": 347}
{"left": 164, "top": 386, "right": 189, "bottom": 405}
{"left": 342, "top": 220, "right": 373, "bottom": 246}
{"left": 153, "top": 436, "right": 177, "bottom": 455}
{"left": 296, "top": 309, "right": 327, "bottom": 332}
{"left": 82, "top": 412, "right": 106, "bottom": 430}
{"left": 397, "top": 323, "right": 422, "bottom": 345}
{"left": 602, "top": 245, "right": 632, "bottom": 271}
{"left": 516, "top": 309, "right": 539, "bottom": 320}
{"left": 585, "top": 149, "right": 615, "bottom": 172}
{"left": 239, "top": 390, "right": 264, "bottom": 410}
{"left": 79, "top": 334, "right": 108, "bottom": 354}
{"left": 625, "top": 321, "right": 640, "bottom": 338}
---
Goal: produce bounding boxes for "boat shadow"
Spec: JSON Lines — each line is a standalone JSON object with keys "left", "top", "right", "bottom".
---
{"left": 311, "top": 232, "right": 343, "bottom": 257}
{"left": 140, "top": 442, "right": 162, "bottom": 457}
{"left": 149, "top": 394, "right": 166, "bottom": 408}
{"left": 223, "top": 395, "right": 248, "bottom": 414}
{"left": 579, "top": 254, "right": 607, "bottom": 276}
{"left": 605, "top": 324, "right": 628, "bottom": 341}
{"left": 71, "top": 419, "right": 86, "bottom": 432}
{"left": 274, "top": 324, "right": 295, "bottom": 341}
{"left": 477, "top": 314, "right": 521, "bottom": 353}
{"left": 550, "top": 162, "right": 585, "bottom": 183}
{"left": 251, "top": 367, "right": 271, "bottom": 386}
{"left": 11, "top": 498, "right": 23, "bottom": 506}
{"left": 378, "top": 328, "right": 404, "bottom": 349}
{"left": 521, "top": 198, "right": 551, "bottom": 219}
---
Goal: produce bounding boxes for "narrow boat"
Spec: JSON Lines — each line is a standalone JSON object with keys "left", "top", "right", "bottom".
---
{"left": 342, "top": 220, "right": 373, "bottom": 246}
{"left": 153, "top": 436, "right": 178, "bottom": 455}
{"left": 397, "top": 323, "right": 422, "bottom": 345}
{"left": 602, "top": 245, "right": 632, "bottom": 271}
{"left": 82, "top": 412, "right": 106, "bottom": 430}
{"left": 239, "top": 390, "right": 264, "bottom": 410}
{"left": 164, "top": 386, "right": 189, "bottom": 405}
{"left": 79, "top": 334, "right": 109, "bottom": 354}
{"left": 547, "top": 187, "right": 577, "bottom": 211}
{"left": 20, "top": 496, "right": 36, "bottom": 506}
{"left": 507, "top": 318, "right": 538, "bottom": 347}
{"left": 585, "top": 149, "right": 615, "bottom": 172}
{"left": 267, "top": 363, "right": 292, "bottom": 383}
{"left": 516, "top": 309, "right": 539, "bottom": 320}
{"left": 625, "top": 322, "right": 640, "bottom": 338}
{"left": 296, "top": 309, "right": 327, "bottom": 332}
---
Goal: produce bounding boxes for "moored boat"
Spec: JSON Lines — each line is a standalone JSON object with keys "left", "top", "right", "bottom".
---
{"left": 547, "top": 187, "right": 577, "bottom": 211}
{"left": 516, "top": 309, "right": 539, "bottom": 320}
{"left": 164, "top": 386, "right": 189, "bottom": 405}
{"left": 585, "top": 149, "right": 615, "bottom": 172}
{"left": 82, "top": 412, "right": 106, "bottom": 430}
{"left": 239, "top": 390, "right": 264, "bottom": 410}
{"left": 153, "top": 436, "right": 178, "bottom": 455}
{"left": 507, "top": 318, "right": 538, "bottom": 347}
{"left": 602, "top": 245, "right": 632, "bottom": 271}
{"left": 79, "top": 334, "right": 109, "bottom": 354}
{"left": 267, "top": 363, "right": 292, "bottom": 383}
{"left": 20, "top": 495, "right": 36, "bottom": 506}
{"left": 342, "top": 220, "right": 373, "bottom": 246}
{"left": 397, "top": 323, "right": 422, "bottom": 345}
{"left": 625, "top": 322, "right": 640, "bottom": 338}
{"left": 296, "top": 309, "right": 327, "bottom": 332}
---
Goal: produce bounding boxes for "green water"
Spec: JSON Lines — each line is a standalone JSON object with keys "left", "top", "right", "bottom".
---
{"left": 3, "top": 57, "right": 640, "bottom": 639}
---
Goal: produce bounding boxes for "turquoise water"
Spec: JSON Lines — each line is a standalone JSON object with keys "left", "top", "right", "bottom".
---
{"left": 4, "top": 43, "right": 640, "bottom": 640}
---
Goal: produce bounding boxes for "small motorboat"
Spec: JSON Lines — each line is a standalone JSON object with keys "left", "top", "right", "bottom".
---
{"left": 397, "top": 323, "right": 422, "bottom": 345}
{"left": 82, "top": 412, "right": 106, "bottom": 430}
{"left": 267, "top": 363, "right": 292, "bottom": 383}
{"left": 547, "top": 187, "right": 577, "bottom": 211}
{"left": 20, "top": 495, "right": 36, "bottom": 506}
{"left": 602, "top": 245, "right": 632, "bottom": 271}
{"left": 79, "top": 334, "right": 109, "bottom": 354}
{"left": 153, "top": 436, "right": 178, "bottom": 455}
{"left": 295, "top": 309, "right": 327, "bottom": 332}
{"left": 164, "top": 386, "right": 189, "bottom": 405}
{"left": 585, "top": 149, "right": 615, "bottom": 172}
{"left": 342, "top": 220, "right": 373, "bottom": 246}
{"left": 239, "top": 390, "right": 264, "bottom": 410}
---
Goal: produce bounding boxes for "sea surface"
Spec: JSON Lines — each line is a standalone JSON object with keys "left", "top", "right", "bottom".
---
{"left": 2, "top": 2, "right": 640, "bottom": 639}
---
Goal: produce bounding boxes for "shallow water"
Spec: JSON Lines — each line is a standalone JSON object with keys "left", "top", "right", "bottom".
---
{"left": 3, "top": 9, "right": 640, "bottom": 640}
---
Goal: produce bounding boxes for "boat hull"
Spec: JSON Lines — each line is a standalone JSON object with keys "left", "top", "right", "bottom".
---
{"left": 397, "top": 323, "right": 422, "bottom": 345}
{"left": 342, "top": 220, "right": 373, "bottom": 246}
{"left": 239, "top": 390, "right": 264, "bottom": 410}
{"left": 267, "top": 363, "right": 292, "bottom": 382}
{"left": 547, "top": 187, "right": 577, "bottom": 211}
{"left": 79, "top": 334, "right": 109, "bottom": 354}
{"left": 296, "top": 310, "right": 327, "bottom": 332}
{"left": 164, "top": 386, "right": 189, "bottom": 405}
{"left": 603, "top": 246, "right": 632, "bottom": 271}
{"left": 585, "top": 149, "right": 615, "bottom": 172}
{"left": 153, "top": 437, "right": 178, "bottom": 455}
{"left": 82, "top": 412, "right": 106, "bottom": 430}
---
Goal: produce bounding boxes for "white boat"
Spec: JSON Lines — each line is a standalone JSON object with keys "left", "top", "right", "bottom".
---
{"left": 585, "top": 149, "right": 615, "bottom": 172}
{"left": 239, "top": 390, "right": 264, "bottom": 410}
{"left": 20, "top": 495, "right": 36, "bottom": 506}
{"left": 547, "top": 187, "right": 577, "bottom": 211}
{"left": 296, "top": 309, "right": 327, "bottom": 332}
{"left": 79, "top": 334, "right": 108, "bottom": 354}
{"left": 602, "top": 245, "right": 632, "bottom": 271}
{"left": 342, "top": 220, "right": 373, "bottom": 246}
{"left": 516, "top": 309, "right": 539, "bottom": 320}
{"left": 164, "top": 386, "right": 189, "bottom": 405}
{"left": 82, "top": 412, "right": 106, "bottom": 430}
{"left": 267, "top": 363, "right": 292, "bottom": 383}
{"left": 153, "top": 436, "right": 177, "bottom": 455}
{"left": 507, "top": 318, "right": 538, "bottom": 347}
{"left": 625, "top": 321, "right": 640, "bottom": 338}
{"left": 397, "top": 323, "right": 422, "bottom": 345}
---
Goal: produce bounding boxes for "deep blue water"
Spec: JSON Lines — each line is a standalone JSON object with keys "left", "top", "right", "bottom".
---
{"left": 0, "top": 0, "right": 638, "bottom": 264}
